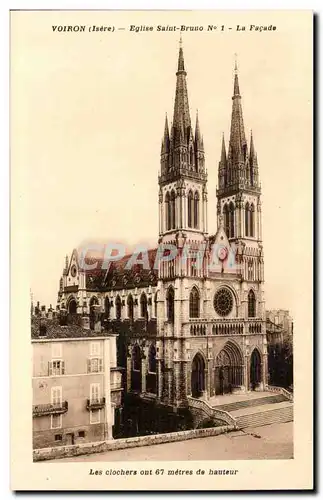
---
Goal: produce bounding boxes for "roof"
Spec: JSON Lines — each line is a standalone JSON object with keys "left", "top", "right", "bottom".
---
{"left": 80, "top": 247, "right": 158, "bottom": 291}
{"left": 31, "top": 317, "right": 109, "bottom": 340}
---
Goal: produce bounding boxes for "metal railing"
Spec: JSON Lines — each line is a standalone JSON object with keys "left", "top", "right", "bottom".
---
{"left": 86, "top": 397, "right": 106, "bottom": 410}
{"left": 33, "top": 401, "right": 68, "bottom": 417}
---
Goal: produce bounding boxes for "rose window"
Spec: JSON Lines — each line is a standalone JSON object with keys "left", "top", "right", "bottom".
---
{"left": 214, "top": 288, "right": 234, "bottom": 317}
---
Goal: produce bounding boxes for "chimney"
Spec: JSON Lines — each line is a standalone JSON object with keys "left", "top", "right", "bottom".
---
{"left": 41, "top": 305, "right": 46, "bottom": 318}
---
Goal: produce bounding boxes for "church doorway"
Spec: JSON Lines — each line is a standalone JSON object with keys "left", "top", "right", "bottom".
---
{"left": 191, "top": 353, "right": 205, "bottom": 398}
{"left": 250, "top": 349, "right": 262, "bottom": 390}
{"left": 215, "top": 342, "right": 243, "bottom": 395}
{"left": 68, "top": 298, "right": 77, "bottom": 315}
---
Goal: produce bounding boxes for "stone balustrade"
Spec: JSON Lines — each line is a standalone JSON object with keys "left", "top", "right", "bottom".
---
{"left": 185, "top": 318, "right": 263, "bottom": 337}
{"left": 265, "top": 384, "right": 293, "bottom": 402}
{"left": 187, "top": 396, "right": 237, "bottom": 427}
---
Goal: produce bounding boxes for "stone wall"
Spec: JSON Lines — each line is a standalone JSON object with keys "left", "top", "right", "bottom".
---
{"left": 33, "top": 425, "right": 235, "bottom": 461}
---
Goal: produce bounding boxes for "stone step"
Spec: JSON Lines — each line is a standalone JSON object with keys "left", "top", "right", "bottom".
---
{"left": 236, "top": 404, "right": 293, "bottom": 429}
{"left": 213, "top": 394, "right": 286, "bottom": 412}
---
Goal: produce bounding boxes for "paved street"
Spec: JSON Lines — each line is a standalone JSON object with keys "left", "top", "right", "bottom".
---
{"left": 48, "top": 422, "right": 293, "bottom": 462}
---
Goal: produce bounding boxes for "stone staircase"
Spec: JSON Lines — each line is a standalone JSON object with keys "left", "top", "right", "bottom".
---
{"left": 211, "top": 390, "right": 293, "bottom": 430}
{"left": 213, "top": 393, "right": 286, "bottom": 413}
{"left": 236, "top": 403, "right": 293, "bottom": 429}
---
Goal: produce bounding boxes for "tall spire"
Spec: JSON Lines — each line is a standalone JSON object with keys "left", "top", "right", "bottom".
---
{"left": 195, "top": 110, "right": 204, "bottom": 150}
{"left": 233, "top": 54, "right": 240, "bottom": 96}
{"left": 221, "top": 133, "right": 227, "bottom": 163}
{"left": 161, "top": 113, "right": 170, "bottom": 153}
{"left": 173, "top": 37, "right": 191, "bottom": 132}
{"left": 228, "top": 56, "right": 247, "bottom": 164}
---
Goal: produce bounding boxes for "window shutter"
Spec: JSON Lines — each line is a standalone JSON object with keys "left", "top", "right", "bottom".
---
{"left": 87, "top": 359, "right": 91, "bottom": 373}
{"left": 48, "top": 361, "right": 52, "bottom": 376}
{"left": 61, "top": 361, "right": 65, "bottom": 375}
{"left": 98, "top": 358, "right": 103, "bottom": 372}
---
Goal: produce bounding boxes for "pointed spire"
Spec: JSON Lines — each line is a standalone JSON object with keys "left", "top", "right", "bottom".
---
{"left": 195, "top": 110, "right": 203, "bottom": 150}
{"left": 228, "top": 57, "right": 247, "bottom": 164}
{"left": 173, "top": 37, "right": 191, "bottom": 133}
{"left": 178, "top": 33, "right": 185, "bottom": 72}
{"left": 249, "top": 129, "right": 255, "bottom": 158}
{"left": 161, "top": 113, "right": 170, "bottom": 153}
{"left": 221, "top": 133, "right": 227, "bottom": 163}
{"left": 233, "top": 53, "right": 240, "bottom": 96}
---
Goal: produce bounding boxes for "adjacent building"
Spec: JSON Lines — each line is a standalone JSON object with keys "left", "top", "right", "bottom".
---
{"left": 32, "top": 308, "right": 122, "bottom": 449}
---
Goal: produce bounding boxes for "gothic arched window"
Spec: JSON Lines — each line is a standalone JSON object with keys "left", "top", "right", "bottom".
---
{"left": 229, "top": 202, "right": 235, "bottom": 238}
{"left": 248, "top": 289, "right": 256, "bottom": 317}
{"left": 170, "top": 190, "right": 176, "bottom": 229}
{"left": 132, "top": 344, "right": 141, "bottom": 371}
{"left": 127, "top": 294, "right": 134, "bottom": 321}
{"left": 115, "top": 295, "right": 122, "bottom": 320}
{"left": 140, "top": 293, "right": 148, "bottom": 320}
{"left": 245, "top": 202, "right": 250, "bottom": 237}
{"left": 167, "top": 287, "right": 175, "bottom": 323}
{"left": 188, "top": 190, "right": 193, "bottom": 228}
{"left": 165, "top": 192, "right": 170, "bottom": 231}
{"left": 223, "top": 203, "right": 229, "bottom": 236}
{"left": 148, "top": 344, "right": 157, "bottom": 373}
{"left": 189, "top": 286, "right": 200, "bottom": 318}
{"left": 194, "top": 191, "right": 199, "bottom": 229}
{"left": 250, "top": 203, "right": 255, "bottom": 237}
{"left": 190, "top": 148, "right": 194, "bottom": 167}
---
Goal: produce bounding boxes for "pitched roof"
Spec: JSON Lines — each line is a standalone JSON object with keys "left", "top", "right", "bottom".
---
{"left": 31, "top": 317, "right": 108, "bottom": 340}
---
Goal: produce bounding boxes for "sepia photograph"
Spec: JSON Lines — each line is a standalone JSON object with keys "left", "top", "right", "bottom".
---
{"left": 10, "top": 9, "right": 313, "bottom": 490}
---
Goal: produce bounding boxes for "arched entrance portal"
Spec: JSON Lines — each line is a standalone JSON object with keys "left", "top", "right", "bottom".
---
{"left": 250, "top": 349, "right": 262, "bottom": 390}
{"left": 215, "top": 342, "right": 243, "bottom": 395}
{"left": 68, "top": 298, "right": 77, "bottom": 315}
{"left": 191, "top": 353, "right": 205, "bottom": 398}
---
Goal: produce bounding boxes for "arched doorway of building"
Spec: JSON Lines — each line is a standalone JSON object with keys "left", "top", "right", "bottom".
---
{"left": 250, "top": 348, "right": 262, "bottom": 390}
{"left": 68, "top": 298, "right": 77, "bottom": 315}
{"left": 215, "top": 341, "right": 243, "bottom": 395}
{"left": 191, "top": 353, "right": 205, "bottom": 398}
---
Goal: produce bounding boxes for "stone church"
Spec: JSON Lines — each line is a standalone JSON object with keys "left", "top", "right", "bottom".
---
{"left": 57, "top": 43, "right": 267, "bottom": 412}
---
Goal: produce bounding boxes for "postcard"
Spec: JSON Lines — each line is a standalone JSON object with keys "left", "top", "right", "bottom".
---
{"left": 10, "top": 9, "right": 313, "bottom": 490}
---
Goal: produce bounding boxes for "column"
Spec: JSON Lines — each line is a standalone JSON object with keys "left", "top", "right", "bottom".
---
{"left": 159, "top": 199, "right": 162, "bottom": 236}
{"left": 244, "top": 355, "right": 249, "bottom": 391}
{"left": 156, "top": 359, "right": 163, "bottom": 401}
{"left": 184, "top": 192, "right": 187, "bottom": 229}
{"left": 141, "top": 353, "right": 147, "bottom": 393}
{"left": 262, "top": 352, "right": 268, "bottom": 388}
{"left": 126, "top": 354, "right": 132, "bottom": 392}
{"left": 257, "top": 202, "right": 262, "bottom": 240}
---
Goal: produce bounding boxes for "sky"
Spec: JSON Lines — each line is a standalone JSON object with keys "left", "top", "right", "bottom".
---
{"left": 11, "top": 10, "right": 312, "bottom": 316}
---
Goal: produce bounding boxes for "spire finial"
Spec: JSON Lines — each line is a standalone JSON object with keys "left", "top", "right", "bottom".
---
{"left": 234, "top": 53, "right": 238, "bottom": 73}
{"left": 177, "top": 34, "right": 185, "bottom": 73}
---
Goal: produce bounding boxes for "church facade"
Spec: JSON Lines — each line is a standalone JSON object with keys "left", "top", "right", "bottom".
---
{"left": 57, "top": 44, "right": 267, "bottom": 411}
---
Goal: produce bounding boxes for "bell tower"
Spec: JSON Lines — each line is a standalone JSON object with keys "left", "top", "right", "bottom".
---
{"left": 156, "top": 40, "right": 209, "bottom": 408}
{"left": 216, "top": 60, "right": 264, "bottom": 286}
{"left": 158, "top": 39, "right": 208, "bottom": 247}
